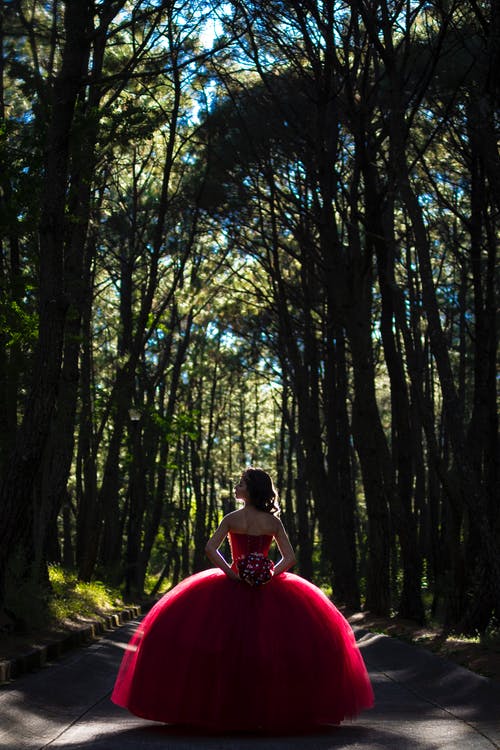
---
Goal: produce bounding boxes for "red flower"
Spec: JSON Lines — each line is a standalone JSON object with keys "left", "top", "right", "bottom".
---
{"left": 237, "top": 552, "right": 274, "bottom": 585}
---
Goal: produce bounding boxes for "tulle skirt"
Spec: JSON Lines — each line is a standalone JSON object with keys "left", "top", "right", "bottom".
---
{"left": 112, "top": 569, "right": 374, "bottom": 731}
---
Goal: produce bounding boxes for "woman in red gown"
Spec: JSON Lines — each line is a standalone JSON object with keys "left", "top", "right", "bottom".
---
{"left": 112, "top": 467, "right": 374, "bottom": 732}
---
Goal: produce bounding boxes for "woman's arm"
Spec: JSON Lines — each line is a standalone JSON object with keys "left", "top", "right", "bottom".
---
{"left": 272, "top": 519, "right": 297, "bottom": 577}
{"left": 205, "top": 516, "right": 240, "bottom": 581}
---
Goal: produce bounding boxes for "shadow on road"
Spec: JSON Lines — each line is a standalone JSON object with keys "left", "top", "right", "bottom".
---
{"left": 2, "top": 623, "right": 499, "bottom": 749}
{"left": 48, "top": 721, "right": 440, "bottom": 749}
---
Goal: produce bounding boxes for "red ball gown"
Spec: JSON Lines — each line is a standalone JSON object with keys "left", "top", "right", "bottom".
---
{"left": 111, "top": 532, "right": 374, "bottom": 731}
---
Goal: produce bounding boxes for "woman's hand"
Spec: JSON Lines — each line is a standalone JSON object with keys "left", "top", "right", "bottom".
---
{"left": 237, "top": 552, "right": 274, "bottom": 585}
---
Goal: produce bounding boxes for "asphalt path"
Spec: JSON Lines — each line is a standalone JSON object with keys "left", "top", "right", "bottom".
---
{"left": 1, "top": 617, "right": 499, "bottom": 749}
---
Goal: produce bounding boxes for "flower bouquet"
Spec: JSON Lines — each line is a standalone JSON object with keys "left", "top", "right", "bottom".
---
{"left": 237, "top": 552, "right": 274, "bottom": 586}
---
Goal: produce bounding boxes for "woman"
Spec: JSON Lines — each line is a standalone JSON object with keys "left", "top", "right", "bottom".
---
{"left": 112, "top": 467, "right": 374, "bottom": 731}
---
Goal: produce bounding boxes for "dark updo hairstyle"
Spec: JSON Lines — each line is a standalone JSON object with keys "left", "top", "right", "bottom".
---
{"left": 242, "top": 466, "right": 280, "bottom": 515}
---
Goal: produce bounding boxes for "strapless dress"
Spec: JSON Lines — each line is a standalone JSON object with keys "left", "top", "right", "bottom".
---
{"left": 111, "top": 532, "right": 373, "bottom": 731}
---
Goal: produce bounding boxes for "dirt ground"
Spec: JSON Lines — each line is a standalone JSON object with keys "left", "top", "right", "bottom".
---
{"left": 343, "top": 608, "right": 500, "bottom": 683}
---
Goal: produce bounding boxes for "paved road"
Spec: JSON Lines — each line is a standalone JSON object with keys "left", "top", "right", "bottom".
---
{"left": 1, "top": 618, "right": 499, "bottom": 749}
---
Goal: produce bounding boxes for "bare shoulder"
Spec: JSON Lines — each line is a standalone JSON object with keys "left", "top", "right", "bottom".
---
{"left": 224, "top": 508, "right": 282, "bottom": 536}
{"left": 224, "top": 508, "right": 246, "bottom": 531}
{"left": 260, "top": 513, "right": 282, "bottom": 537}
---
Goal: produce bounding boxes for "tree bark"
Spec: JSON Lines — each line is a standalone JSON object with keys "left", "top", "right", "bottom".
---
{"left": 0, "top": 0, "right": 93, "bottom": 609}
{"left": 324, "top": 321, "right": 360, "bottom": 608}
{"left": 363, "top": 148, "right": 425, "bottom": 621}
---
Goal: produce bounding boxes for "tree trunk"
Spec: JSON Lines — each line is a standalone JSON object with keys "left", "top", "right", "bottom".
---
{"left": 98, "top": 373, "right": 133, "bottom": 578}
{"left": 0, "top": 0, "right": 93, "bottom": 609}
{"left": 76, "top": 270, "right": 100, "bottom": 581}
{"left": 124, "top": 416, "right": 145, "bottom": 597}
{"left": 324, "top": 321, "right": 360, "bottom": 608}
{"left": 395, "top": 140, "right": 500, "bottom": 620}
{"left": 366, "top": 165, "right": 425, "bottom": 622}
{"left": 0, "top": 8, "right": 23, "bottom": 473}
{"left": 294, "top": 439, "right": 314, "bottom": 580}
{"left": 347, "top": 303, "right": 392, "bottom": 615}
{"left": 134, "top": 313, "right": 192, "bottom": 594}
{"left": 35, "top": 18, "right": 110, "bottom": 579}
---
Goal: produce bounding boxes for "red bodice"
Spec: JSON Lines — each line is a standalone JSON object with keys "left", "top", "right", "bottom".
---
{"left": 228, "top": 532, "right": 273, "bottom": 566}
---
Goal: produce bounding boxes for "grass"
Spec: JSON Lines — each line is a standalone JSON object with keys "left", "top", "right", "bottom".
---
{"left": 47, "top": 564, "right": 125, "bottom": 623}
{"left": 0, "top": 565, "right": 136, "bottom": 661}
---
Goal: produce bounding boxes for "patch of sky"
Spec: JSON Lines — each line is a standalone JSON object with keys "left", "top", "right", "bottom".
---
{"left": 205, "top": 323, "right": 246, "bottom": 352}
{"left": 437, "top": 284, "right": 460, "bottom": 306}
{"left": 144, "top": 347, "right": 160, "bottom": 368}
{"left": 151, "top": 325, "right": 167, "bottom": 341}
{"left": 181, "top": 150, "right": 197, "bottom": 164}
{"left": 198, "top": 4, "right": 231, "bottom": 51}
{"left": 191, "top": 78, "right": 219, "bottom": 122}
{"left": 417, "top": 192, "right": 434, "bottom": 207}
{"left": 10, "top": 111, "right": 35, "bottom": 124}
{"left": 205, "top": 320, "right": 221, "bottom": 339}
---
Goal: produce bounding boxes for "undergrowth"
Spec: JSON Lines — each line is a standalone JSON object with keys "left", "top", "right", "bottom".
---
{"left": 3, "top": 563, "right": 126, "bottom": 633}
{"left": 47, "top": 565, "right": 124, "bottom": 623}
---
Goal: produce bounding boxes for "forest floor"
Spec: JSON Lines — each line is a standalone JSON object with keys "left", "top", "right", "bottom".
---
{"left": 342, "top": 607, "right": 500, "bottom": 683}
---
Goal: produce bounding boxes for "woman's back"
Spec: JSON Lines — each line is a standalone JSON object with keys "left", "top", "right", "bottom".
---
{"left": 225, "top": 506, "right": 279, "bottom": 537}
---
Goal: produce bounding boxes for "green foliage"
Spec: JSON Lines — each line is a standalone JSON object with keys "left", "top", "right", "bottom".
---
{"left": 0, "top": 298, "right": 38, "bottom": 349}
{"left": 47, "top": 565, "right": 124, "bottom": 623}
{"left": 481, "top": 620, "right": 500, "bottom": 651}
{"left": 152, "top": 409, "right": 200, "bottom": 442}
{"left": 4, "top": 560, "right": 125, "bottom": 631}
